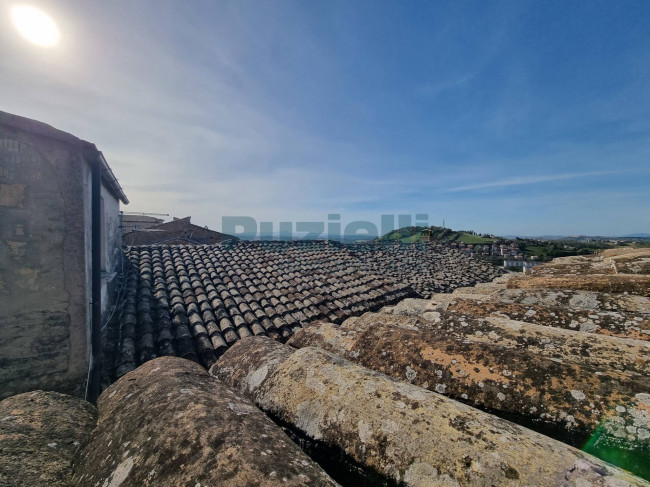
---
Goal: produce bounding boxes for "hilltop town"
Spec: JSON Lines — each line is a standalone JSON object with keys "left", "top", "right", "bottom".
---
{"left": 381, "top": 225, "right": 649, "bottom": 271}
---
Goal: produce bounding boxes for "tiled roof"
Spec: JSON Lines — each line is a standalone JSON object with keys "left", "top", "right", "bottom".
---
{"left": 122, "top": 216, "right": 236, "bottom": 246}
{"left": 112, "top": 241, "right": 416, "bottom": 378}
{"left": 348, "top": 241, "right": 504, "bottom": 297}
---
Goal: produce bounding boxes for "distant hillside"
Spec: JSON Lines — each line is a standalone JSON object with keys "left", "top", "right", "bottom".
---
{"left": 379, "top": 225, "right": 498, "bottom": 244}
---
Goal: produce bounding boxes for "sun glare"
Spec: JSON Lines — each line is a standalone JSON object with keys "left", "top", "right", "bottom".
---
{"left": 12, "top": 5, "right": 60, "bottom": 47}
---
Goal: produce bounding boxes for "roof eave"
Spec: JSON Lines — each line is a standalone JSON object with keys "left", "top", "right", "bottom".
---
{"left": 86, "top": 147, "right": 129, "bottom": 205}
{"left": 94, "top": 150, "right": 129, "bottom": 205}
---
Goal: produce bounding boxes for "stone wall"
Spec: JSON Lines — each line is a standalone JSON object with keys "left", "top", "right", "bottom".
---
{"left": 0, "top": 114, "right": 122, "bottom": 400}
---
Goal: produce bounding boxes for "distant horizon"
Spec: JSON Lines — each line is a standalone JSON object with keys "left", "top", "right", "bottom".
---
{"left": 124, "top": 211, "right": 649, "bottom": 240}
{"left": 2, "top": 1, "right": 649, "bottom": 235}
{"left": 213, "top": 223, "right": 650, "bottom": 241}
{"left": 137, "top": 212, "right": 649, "bottom": 240}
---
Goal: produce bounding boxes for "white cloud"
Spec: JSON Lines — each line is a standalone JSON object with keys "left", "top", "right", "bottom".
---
{"left": 445, "top": 170, "right": 619, "bottom": 193}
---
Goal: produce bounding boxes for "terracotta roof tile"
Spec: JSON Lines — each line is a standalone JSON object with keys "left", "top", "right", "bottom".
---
{"left": 113, "top": 240, "right": 500, "bottom": 378}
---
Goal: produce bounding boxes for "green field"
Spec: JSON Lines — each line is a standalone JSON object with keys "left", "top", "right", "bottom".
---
{"left": 455, "top": 233, "right": 495, "bottom": 244}
{"left": 379, "top": 226, "right": 498, "bottom": 244}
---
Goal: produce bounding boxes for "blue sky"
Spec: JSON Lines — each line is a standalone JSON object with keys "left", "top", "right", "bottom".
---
{"left": 1, "top": 0, "right": 649, "bottom": 236}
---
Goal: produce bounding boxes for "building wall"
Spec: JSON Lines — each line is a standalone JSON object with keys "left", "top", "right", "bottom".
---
{"left": 0, "top": 122, "right": 94, "bottom": 399}
{"left": 100, "top": 183, "right": 122, "bottom": 322}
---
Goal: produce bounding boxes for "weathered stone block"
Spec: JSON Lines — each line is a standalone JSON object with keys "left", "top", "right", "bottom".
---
{"left": 213, "top": 337, "right": 648, "bottom": 486}
{"left": 289, "top": 316, "right": 650, "bottom": 479}
{"left": 0, "top": 391, "right": 97, "bottom": 487}
{"left": 507, "top": 274, "right": 650, "bottom": 297}
{"left": 428, "top": 295, "right": 650, "bottom": 341}
{"left": 73, "top": 356, "right": 337, "bottom": 487}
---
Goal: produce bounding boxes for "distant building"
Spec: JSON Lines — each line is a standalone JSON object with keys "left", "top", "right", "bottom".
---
{"left": 123, "top": 216, "right": 236, "bottom": 246}
{"left": 121, "top": 214, "right": 164, "bottom": 234}
{"left": 0, "top": 110, "right": 128, "bottom": 400}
